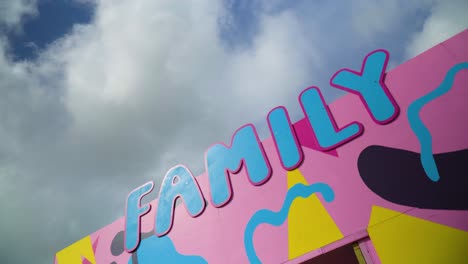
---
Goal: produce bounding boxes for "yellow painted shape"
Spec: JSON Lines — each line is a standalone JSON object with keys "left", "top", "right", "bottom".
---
{"left": 56, "top": 236, "right": 96, "bottom": 264}
{"left": 287, "top": 169, "right": 344, "bottom": 260}
{"left": 353, "top": 243, "right": 367, "bottom": 264}
{"left": 368, "top": 206, "right": 468, "bottom": 264}
{"left": 368, "top": 205, "right": 401, "bottom": 227}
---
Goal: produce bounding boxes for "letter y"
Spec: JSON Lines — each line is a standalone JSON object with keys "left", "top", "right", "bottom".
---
{"left": 330, "top": 50, "right": 399, "bottom": 124}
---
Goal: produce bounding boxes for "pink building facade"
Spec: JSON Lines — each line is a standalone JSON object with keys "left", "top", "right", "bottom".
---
{"left": 54, "top": 30, "right": 468, "bottom": 264}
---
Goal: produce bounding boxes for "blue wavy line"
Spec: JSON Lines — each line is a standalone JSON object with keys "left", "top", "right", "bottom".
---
{"left": 407, "top": 62, "right": 468, "bottom": 182}
{"left": 244, "top": 183, "right": 335, "bottom": 264}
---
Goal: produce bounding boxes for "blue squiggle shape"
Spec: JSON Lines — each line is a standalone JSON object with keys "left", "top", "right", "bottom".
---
{"left": 244, "top": 183, "right": 335, "bottom": 264}
{"left": 407, "top": 62, "right": 468, "bottom": 182}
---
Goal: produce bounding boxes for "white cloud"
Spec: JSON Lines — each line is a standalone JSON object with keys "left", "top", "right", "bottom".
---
{"left": 0, "top": 0, "right": 37, "bottom": 30}
{"left": 0, "top": 1, "right": 467, "bottom": 263}
{"left": 405, "top": 0, "right": 468, "bottom": 58}
{"left": 0, "top": 1, "right": 320, "bottom": 263}
{"left": 350, "top": 0, "right": 439, "bottom": 42}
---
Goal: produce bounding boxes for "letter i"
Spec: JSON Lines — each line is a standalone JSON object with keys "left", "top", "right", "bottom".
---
{"left": 268, "top": 106, "right": 303, "bottom": 170}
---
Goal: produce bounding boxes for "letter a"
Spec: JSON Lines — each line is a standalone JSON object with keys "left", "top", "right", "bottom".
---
{"left": 155, "top": 165, "right": 205, "bottom": 236}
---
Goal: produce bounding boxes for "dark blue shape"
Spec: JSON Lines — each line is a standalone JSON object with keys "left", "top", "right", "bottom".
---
{"left": 244, "top": 183, "right": 335, "bottom": 264}
{"left": 357, "top": 145, "right": 468, "bottom": 210}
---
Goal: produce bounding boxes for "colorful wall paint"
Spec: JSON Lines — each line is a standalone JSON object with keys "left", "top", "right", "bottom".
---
{"left": 54, "top": 30, "right": 468, "bottom": 264}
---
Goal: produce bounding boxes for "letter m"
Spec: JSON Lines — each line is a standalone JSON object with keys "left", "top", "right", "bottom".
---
{"left": 205, "top": 124, "right": 271, "bottom": 207}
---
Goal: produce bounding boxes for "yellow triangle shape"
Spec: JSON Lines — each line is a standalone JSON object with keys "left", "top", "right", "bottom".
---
{"left": 56, "top": 236, "right": 96, "bottom": 264}
{"left": 368, "top": 206, "right": 468, "bottom": 264}
{"left": 368, "top": 205, "right": 402, "bottom": 227}
{"left": 287, "top": 169, "right": 344, "bottom": 260}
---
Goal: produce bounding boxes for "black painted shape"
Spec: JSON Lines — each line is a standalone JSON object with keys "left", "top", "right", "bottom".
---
{"left": 357, "top": 145, "right": 468, "bottom": 210}
{"left": 110, "top": 230, "right": 155, "bottom": 264}
{"left": 110, "top": 231, "right": 125, "bottom": 256}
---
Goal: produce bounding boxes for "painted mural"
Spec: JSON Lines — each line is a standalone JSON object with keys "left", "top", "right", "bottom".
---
{"left": 54, "top": 30, "right": 468, "bottom": 264}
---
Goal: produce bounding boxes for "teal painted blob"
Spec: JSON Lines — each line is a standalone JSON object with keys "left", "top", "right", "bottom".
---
{"left": 129, "top": 235, "right": 207, "bottom": 264}
{"left": 244, "top": 183, "right": 335, "bottom": 264}
{"left": 407, "top": 62, "right": 468, "bottom": 182}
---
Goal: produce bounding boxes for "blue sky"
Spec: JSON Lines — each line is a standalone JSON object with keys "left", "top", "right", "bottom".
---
{"left": 7, "top": 0, "right": 429, "bottom": 66}
{"left": 7, "top": 0, "right": 93, "bottom": 60}
{"left": 0, "top": 1, "right": 467, "bottom": 264}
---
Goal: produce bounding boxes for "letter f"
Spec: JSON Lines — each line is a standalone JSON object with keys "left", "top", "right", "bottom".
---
{"left": 124, "top": 181, "right": 154, "bottom": 252}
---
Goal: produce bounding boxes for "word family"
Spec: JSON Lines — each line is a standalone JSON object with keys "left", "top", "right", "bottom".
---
{"left": 124, "top": 49, "right": 399, "bottom": 252}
